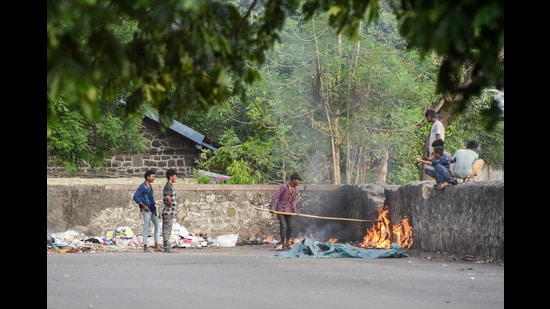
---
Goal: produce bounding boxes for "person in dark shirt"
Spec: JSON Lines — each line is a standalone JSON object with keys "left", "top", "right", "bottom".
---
{"left": 268, "top": 173, "right": 301, "bottom": 250}
{"left": 416, "top": 147, "right": 457, "bottom": 189}
{"left": 133, "top": 170, "right": 162, "bottom": 252}
{"left": 161, "top": 168, "right": 179, "bottom": 253}
{"left": 423, "top": 139, "right": 452, "bottom": 179}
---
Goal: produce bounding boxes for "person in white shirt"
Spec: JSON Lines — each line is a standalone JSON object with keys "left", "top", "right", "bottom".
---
{"left": 451, "top": 140, "right": 485, "bottom": 182}
{"left": 420, "top": 109, "right": 445, "bottom": 180}
{"left": 425, "top": 109, "right": 445, "bottom": 159}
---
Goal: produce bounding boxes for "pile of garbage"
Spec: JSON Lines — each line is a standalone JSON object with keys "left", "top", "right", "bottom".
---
{"left": 47, "top": 222, "right": 239, "bottom": 253}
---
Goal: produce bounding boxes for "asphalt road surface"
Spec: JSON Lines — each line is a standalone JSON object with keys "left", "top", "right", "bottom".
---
{"left": 47, "top": 245, "right": 504, "bottom": 309}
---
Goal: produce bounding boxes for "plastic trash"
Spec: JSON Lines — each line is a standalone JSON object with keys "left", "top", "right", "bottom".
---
{"left": 214, "top": 234, "right": 239, "bottom": 247}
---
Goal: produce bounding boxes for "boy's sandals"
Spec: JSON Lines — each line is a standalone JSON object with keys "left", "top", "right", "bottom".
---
{"left": 435, "top": 179, "right": 458, "bottom": 189}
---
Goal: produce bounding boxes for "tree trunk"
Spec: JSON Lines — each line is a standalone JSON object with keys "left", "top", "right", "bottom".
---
{"left": 377, "top": 152, "right": 389, "bottom": 183}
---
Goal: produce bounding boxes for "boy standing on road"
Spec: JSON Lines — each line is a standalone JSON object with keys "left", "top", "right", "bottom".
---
{"left": 133, "top": 169, "right": 162, "bottom": 252}
{"left": 162, "top": 168, "right": 179, "bottom": 253}
{"left": 268, "top": 173, "right": 302, "bottom": 250}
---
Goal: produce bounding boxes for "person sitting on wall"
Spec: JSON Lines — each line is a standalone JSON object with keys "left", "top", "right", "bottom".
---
{"left": 423, "top": 139, "right": 452, "bottom": 179}
{"left": 416, "top": 146, "right": 457, "bottom": 189}
{"left": 451, "top": 140, "right": 485, "bottom": 182}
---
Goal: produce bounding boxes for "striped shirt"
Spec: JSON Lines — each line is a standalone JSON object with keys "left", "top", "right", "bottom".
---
{"left": 162, "top": 181, "right": 178, "bottom": 216}
{"left": 269, "top": 183, "right": 299, "bottom": 213}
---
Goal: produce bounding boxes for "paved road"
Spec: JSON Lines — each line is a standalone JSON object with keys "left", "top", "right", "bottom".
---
{"left": 47, "top": 246, "right": 504, "bottom": 309}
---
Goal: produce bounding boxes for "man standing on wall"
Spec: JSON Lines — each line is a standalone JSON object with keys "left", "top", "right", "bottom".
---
{"left": 162, "top": 168, "right": 179, "bottom": 253}
{"left": 425, "top": 109, "right": 445, "bottom": 159}
{"left": 268, "top": 173, "right": 301, "bottom": 250}
{"left": 133, "top": 169, "right": 162, "bottom": 253}
{"left": 420, "top": 109, "right": 445, "bottom": 180}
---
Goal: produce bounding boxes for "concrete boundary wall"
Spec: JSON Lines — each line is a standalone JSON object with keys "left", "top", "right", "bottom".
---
{"left": 47, "top": 180, "right": 504, "bottom": 259}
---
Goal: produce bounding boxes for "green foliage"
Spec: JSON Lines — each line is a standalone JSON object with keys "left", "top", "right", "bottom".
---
{"left": 48, "top": 0, "right": 504, "bottom": 136}
{"left": 61, "top": 161, "right": 80, "bottom": 176}
{"left": 389, "top": 0, "right": 504, "bottom": 123}
{"left": 194, "top": 119, "right": 277, "bottom": 184}
{"left": 47, "top": 100, "right": 147, "bottom": 169}
{"left": 475, "top": 122, "right": 504, "bottom": 165}
{"left": 443, "top": 90, "right": 504, "bottom": 165}
{"left": 191, "top": 169, "right": 214, "bottom": 184}
{"left": 47, "top": 0, "right": 299, "bottom": 133}
{"left": 225, "top": 159, "right": 262, "bottom": 184}
{"left": 48, "top": 0, "right": 503, "bottom": 184}
{"left": 252, "top": 10, "right": 440, "bottom": 184}
{"left": 178, "top": 97, "right": 254, "bottom": 147}
{"left": 187, "top": 7, "right": 444, "bottom": 185}
{"left": 48, "top": 100, "right": 92, "bottom": 167}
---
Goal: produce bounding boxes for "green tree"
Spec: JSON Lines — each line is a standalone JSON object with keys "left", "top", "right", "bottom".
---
{"left": 443, "top": 90, "right": 504, "bottom": 165}
{"left": 189, "top": 5, "right": 442, "bottom": 185}
{"left": 389, "top": 0, "right": 504, "bottom": 125}
{"left": 246, "top": 9, "right": 440, "bottom": 184}
{"left": 47, "top": 99, "right": 147, "bottom": 172}
{"left": 193, "top": 94, "right": 295, "bottom": 184}
{"left": 47, "top": 0, "right": 301, "bottom": 134}
{"left": 48, "top": 0, "right": 503, "bottom": 134}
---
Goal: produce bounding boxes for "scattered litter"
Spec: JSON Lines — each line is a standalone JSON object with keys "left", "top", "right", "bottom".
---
{"left": 213, "top": 234, "right": 239, "bottom": 247}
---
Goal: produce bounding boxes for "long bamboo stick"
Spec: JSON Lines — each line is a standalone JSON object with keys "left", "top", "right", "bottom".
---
{"left": 255, "top": 207, "right": 379, "bottom": 223}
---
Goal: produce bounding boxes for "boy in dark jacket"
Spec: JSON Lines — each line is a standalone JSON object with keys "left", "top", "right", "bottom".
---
{"left": 416, "top": 146, "right": 457, "bottom": 189}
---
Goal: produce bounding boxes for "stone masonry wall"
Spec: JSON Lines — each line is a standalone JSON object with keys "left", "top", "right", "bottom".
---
{"left": 47, "top": 118, "right": 201, "bottom": 178}
{"left": 386, "top": 180, "right": 504, "bottom": 259}
{"left": 47, "top": 179, "right": 504, "bottom": 259}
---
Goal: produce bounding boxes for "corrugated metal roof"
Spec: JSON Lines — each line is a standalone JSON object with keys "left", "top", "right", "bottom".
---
{"left": 198, "top": 169, "right": 231, "bottom": 181}
{"left": 145, "top": 112, "right": 218, "bottom": 151}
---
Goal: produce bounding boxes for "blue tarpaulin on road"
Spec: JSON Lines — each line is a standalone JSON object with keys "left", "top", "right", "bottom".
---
{"left": 273, "top": 237, "right": 408, "bottom": 258}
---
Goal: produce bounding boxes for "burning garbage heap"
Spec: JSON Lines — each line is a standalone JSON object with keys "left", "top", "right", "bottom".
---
{"left": 359, "top": 205, "right": 413, "bottom": 250}
{"left": 263, "top": 205, "right": 414, "bottom": 258}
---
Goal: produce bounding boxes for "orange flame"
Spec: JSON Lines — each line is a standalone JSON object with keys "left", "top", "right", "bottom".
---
{"left": 359, "top": 205, "right": 413, "bottom": 249}
{"left": 328, "top": 238, "right": 337, "bottom": 243}
{"left": 262, "top": 235, "right": 274, "bottom": 243}
{"left": 392, "top": 216, "right": 413, "bottom": 249}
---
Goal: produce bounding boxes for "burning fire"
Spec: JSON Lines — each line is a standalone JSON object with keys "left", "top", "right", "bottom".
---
{"left": 306, "top": 234, "right": 337, "bottom": 243}
{"left": 359, "top": 205, "right": 413, "bottom": 249}
{"left": 261, "top": 235, "right": 301, "bottom": 245}
{"left": 263, "top": 205, "right": 412, "bottom": 249}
